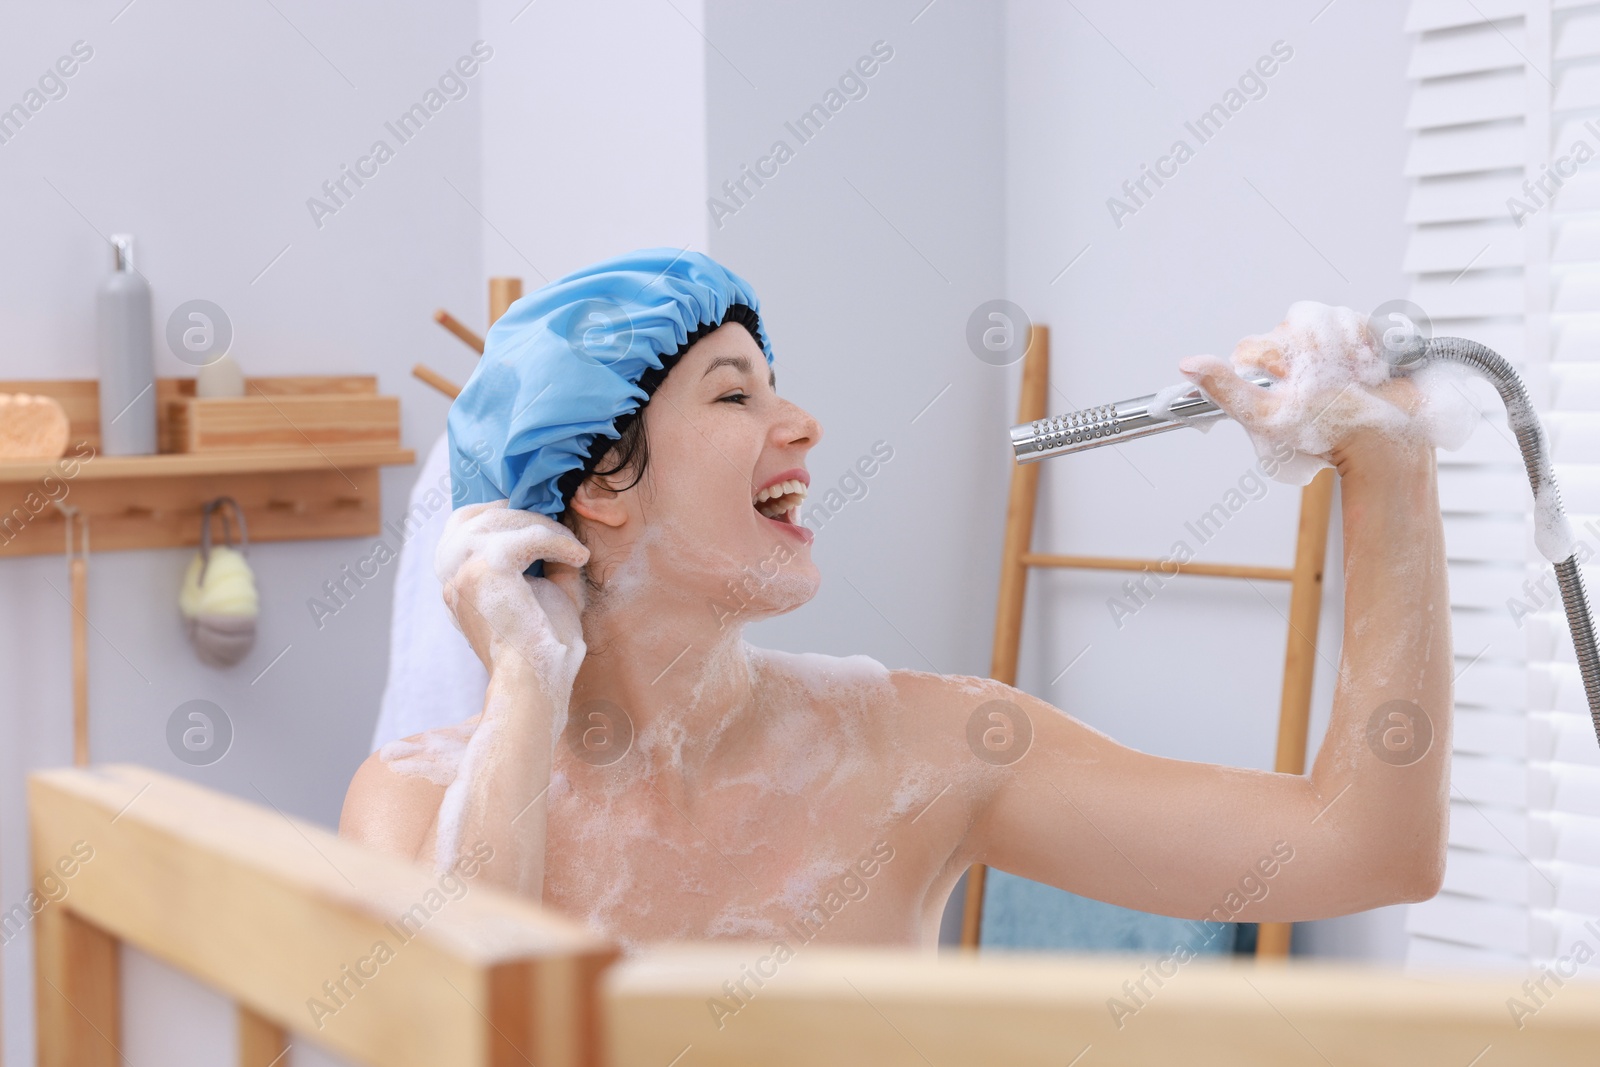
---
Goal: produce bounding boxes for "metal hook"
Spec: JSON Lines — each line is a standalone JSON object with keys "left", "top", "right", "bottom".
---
{"left": 197, "top": 496, "right": 249, "bottom": 586}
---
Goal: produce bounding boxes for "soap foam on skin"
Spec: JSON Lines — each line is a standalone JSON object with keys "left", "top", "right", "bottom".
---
{"left": 542, "top": 645, "right": 1013, "bottom": 953}
{"left": 1181, "top": 301, "right": 1482, "bottom": 488}
{"left": 588, "top": 502, "right": 820, "bottom": 627}
{"left": 378, "top": 718, "right": 476, "bottom": 787}
{"left": 542, "top": 645, "right": 908, "bottom": 951}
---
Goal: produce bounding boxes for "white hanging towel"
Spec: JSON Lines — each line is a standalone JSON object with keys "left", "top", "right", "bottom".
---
{"left": 370, "top": 431, "right": 489, "bottom": 752}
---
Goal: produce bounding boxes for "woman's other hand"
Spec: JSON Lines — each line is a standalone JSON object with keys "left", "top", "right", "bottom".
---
{"left": 435, "top": 501, "right": 590, "bottom": 711}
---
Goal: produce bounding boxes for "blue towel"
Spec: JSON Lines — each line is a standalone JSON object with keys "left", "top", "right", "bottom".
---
{"left": 979, "top": 870, "right": 1239, "bottom": 955}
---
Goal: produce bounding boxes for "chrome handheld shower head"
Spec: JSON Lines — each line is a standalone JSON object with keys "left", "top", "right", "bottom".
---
{"left": 1009, "top": 376, "right": 1274, "bottom": 463}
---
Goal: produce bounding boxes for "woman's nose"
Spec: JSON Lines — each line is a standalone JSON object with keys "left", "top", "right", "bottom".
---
{"left": 775, "top": 398, "right": 822, "bottom": 449}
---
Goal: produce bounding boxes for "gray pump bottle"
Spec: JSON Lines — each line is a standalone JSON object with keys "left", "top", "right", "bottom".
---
{"left": 96, "top": 234, "right": 158, "bottom": 455}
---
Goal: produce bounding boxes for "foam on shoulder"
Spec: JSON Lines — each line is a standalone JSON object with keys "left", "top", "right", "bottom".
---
{"left": 751, "top": 646, "right": 894, "bottom": 693}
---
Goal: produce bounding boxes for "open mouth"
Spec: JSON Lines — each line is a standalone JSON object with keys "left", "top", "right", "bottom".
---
{"left": 753, "top": 475, "right": 808, "bottom": 525}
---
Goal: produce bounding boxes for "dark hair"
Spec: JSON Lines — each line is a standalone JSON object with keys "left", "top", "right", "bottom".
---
{"left": 556, "top": 303, "right": 765, "bottom": 528}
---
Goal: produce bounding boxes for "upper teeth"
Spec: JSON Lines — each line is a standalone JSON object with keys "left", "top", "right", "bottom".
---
{"left": 755, "top": 478, "right": 807, "bottom": 516}
{"left": 755, "top": 479, "right": 806, "bottom": 503}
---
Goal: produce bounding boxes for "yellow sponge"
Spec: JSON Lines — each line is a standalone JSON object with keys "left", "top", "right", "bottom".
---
{"left": 180, "top": 545, "right": 259, "bottom": 618}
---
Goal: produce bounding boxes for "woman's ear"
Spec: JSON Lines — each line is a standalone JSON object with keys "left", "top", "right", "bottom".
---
{"left": 567, "top": 476, "right": 629, "bottom": 529}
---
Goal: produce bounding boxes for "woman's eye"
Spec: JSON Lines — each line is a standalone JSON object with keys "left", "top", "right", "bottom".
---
{"left": 718, "top": 392, "right": 750, "bottom": 405}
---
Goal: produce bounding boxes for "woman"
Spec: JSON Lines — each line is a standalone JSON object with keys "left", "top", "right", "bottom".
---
{"left": 341, "top": 248, "right": 1449, "bottom": 950}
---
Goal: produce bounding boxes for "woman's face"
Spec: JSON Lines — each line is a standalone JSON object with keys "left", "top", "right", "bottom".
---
{"left": 594, "top": 323, "right": 824, "bottom": 618}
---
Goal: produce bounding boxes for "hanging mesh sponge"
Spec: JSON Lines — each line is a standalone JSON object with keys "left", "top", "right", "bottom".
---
{"left": 180, "top": 498, "right": 259, "bottom": 667}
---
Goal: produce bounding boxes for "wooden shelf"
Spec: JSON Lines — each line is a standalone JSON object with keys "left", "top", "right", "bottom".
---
{"left": 0, "top": 446, "right": 415, "bottom": 483}
{"left": 0, "top": 379, "right": 416, "bottom": 558}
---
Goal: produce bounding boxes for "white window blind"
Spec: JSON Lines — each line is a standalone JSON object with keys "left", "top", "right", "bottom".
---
{"left": 1534, "top": 0, "right": 1600, "bottom": 969}
{"left": 1402, "top": 0, "right": 1600, "bottom": 971}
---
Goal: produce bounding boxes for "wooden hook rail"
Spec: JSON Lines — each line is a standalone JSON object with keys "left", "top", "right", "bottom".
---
{"left": 413, "top": 276, "right": 523, "bottom": 401}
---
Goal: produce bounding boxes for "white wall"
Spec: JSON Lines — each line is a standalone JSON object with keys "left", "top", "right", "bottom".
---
{"left": 478, "top": 0, "right": 709, "bottom": 283}
{"left": 702, "top": 4, "right": 1010, "bottom": 684}
{"left": 1003, "top": 0, "right": 1413, "bottom": 959}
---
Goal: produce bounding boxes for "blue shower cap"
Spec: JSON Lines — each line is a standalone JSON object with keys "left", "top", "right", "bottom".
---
{"left": 446, "top": 247, "right": 774, "bottom": 517}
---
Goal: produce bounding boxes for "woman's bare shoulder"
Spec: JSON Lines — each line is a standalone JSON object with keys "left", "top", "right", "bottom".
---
{"left": 743, "top": 644, "right": 1017, "bottom": 710}
{"left": 338, "top": 718, "right": 478, "bottom": 853}
{"left": 744, "top": 644, "right": 904, "bottom": 739}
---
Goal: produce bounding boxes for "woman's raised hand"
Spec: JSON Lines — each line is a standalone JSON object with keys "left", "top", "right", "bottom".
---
{"left": 1176, "top": 307, "right": 1428, "bottom": 471}
{"left": 435, "top": 501, "right": 590, "bottom": 705}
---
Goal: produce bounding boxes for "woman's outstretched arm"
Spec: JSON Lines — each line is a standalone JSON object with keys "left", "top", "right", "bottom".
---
{"left": 933, "top": 380, "right": 1450, "bottom": 923}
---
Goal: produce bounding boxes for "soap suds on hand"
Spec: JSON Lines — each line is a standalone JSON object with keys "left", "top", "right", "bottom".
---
{"left": 1177, "top": 301, "right": 1576, "bottom": 563}
{"left": 1178, "top": 301, "right": 1477, "bottom": 483}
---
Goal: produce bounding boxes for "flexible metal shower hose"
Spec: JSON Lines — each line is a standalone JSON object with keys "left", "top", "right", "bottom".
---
{"left": 1416, "top": 338, "right": 1600, "bottom": 749}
